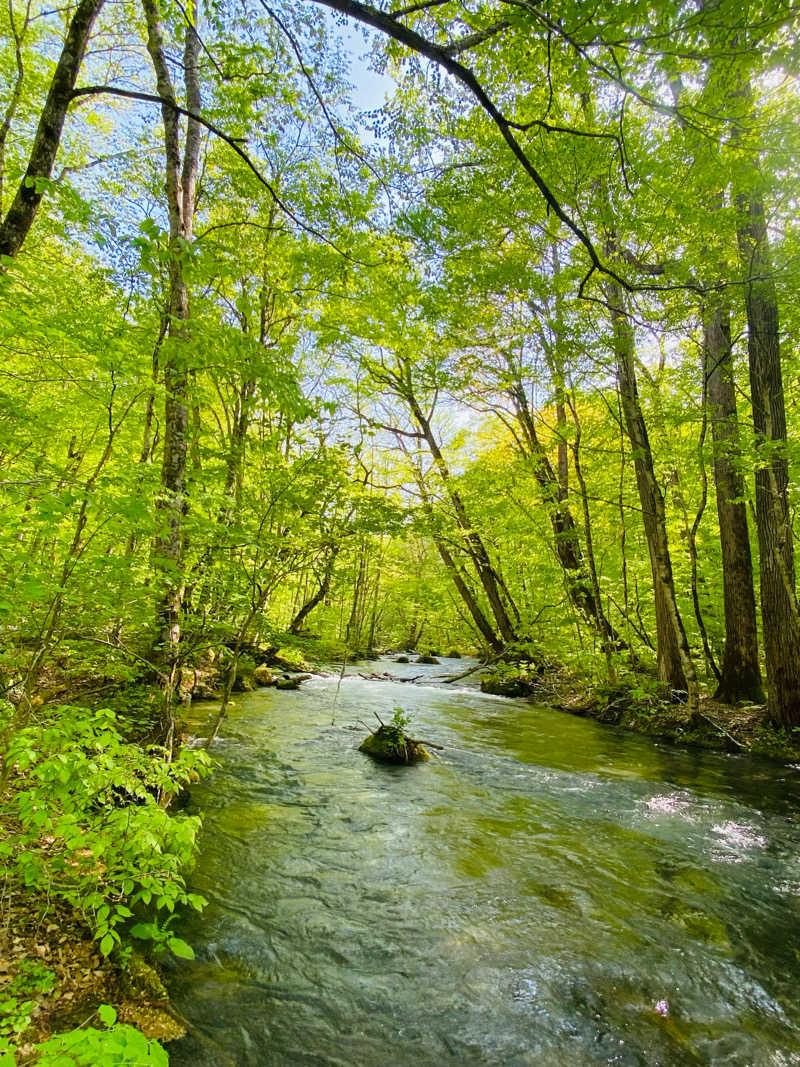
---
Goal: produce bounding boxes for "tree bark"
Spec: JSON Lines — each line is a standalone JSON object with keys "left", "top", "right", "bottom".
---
{"left": 412, "top": 462, "right": 502, "bottom": 651}
{"left": 735, "top": 192, "right": 800, "bottom": 726}
{"left": 510, "top": 374, "right": 623, "bottom": 649}
{"left": 408, "top": 397, "right": 516, "bottom": 644}
{"left": 0, "top": 0, "right": 104, "bottom": 260}
{"left": 703, "top": 296, "right": 764, "bottom": 703}
{"left": 289, "top": 545, "right": 340, "bottom": 633}
{"left": 142, "top": 0, "right": 202, "bottom": 733}
{"left": 604, "top": 272, "right": 698, "bottom": 708}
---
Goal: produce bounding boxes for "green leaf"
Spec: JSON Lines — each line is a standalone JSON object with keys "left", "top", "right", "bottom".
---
{"left": 97, "top": 1004, "right": 117, "bottom": 1027}
{"left": 167, "top": 937, "right": 195, "bottom": 960}
{"left": 99, "top": 933, "right": 114, "bottom": 956}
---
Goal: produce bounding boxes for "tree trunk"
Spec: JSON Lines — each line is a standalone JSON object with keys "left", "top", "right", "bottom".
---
{"left": 409, "top": 398, "right": 516, "bottom": 644}
{"left": 289, "top": 545, "right": 340, "bottom": 633}
{"left": 0, "top": 0, "right": 104, "bottom": 260}
{"left": 735, "top": 192, "right": 800, "bottom": 726}
{"left": 604, "top": 273, "right": 697, "bottom": 708}
{"left": 703, "top": 296, "right": 764, "bottom": 703}
{"left": 143, "top": 0, "right": 202, "bottom": 735}
{"left": 413, "top": 464, "right": 502, "bottom": 651}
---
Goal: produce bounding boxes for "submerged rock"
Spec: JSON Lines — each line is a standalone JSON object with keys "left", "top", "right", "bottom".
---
{"left": 359, "top": 725, "right": 430, "bottom": 764}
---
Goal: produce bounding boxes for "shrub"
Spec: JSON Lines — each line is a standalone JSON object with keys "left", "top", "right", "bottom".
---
{"left": 0, "top": 705, "right": 210, "bottom": 959}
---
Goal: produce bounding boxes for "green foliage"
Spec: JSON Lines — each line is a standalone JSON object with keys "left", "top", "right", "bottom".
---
{"left": 0, "top": 961, "right": 57, "bottom": 1051}
{"left": 32, "top": 1004, "right": 168, "bottom": 1067}
{"left": 0, "top": 706, "right": 209, "bottom": 958}
{"left": 388, "top": 706, "right": 411, "bottom": 736}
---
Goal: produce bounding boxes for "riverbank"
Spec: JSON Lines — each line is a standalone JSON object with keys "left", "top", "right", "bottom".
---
{"left": 479, "top": 663, "right": 799, "bottom": 760}
{"left": 0, "top": 695, "right": 209, "bottom": 1064}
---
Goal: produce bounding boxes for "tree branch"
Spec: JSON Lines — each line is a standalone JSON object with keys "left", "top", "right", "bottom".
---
{"left": 309, "top": 0, "right": 633, "bottom": 290}
{"left": 69, "top": 84, "right": 360, "bottom": 259}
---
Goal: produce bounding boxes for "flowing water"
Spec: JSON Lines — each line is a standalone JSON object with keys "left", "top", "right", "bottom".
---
{"left": 165, "top": 658, "right": 800, "bottom": 1066}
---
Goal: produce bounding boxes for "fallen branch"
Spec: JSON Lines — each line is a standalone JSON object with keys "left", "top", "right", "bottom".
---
{"left": 442, "top": 650, "right": 504, "bottom": 683}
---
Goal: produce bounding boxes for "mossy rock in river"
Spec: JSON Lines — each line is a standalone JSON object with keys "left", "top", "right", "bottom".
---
{"left": 359, "top": 725, "right": 430, "bottom": 764}
{"left": 481, "top": 669, "right": 538, "bottom": 698}
{"left": 447, "top": 649, "right": 463, "bottom": 659}
{"left": 416, "top": 654, "right": 440, "bottom": 665}
{"left": 275, "top": 676, "right": 300, "bottom": 690}
{"left": 395, "top": 655, "right": 410, "bottom": 664}
{"left": 254, "top": 665, "right": 276, "bottom": 686}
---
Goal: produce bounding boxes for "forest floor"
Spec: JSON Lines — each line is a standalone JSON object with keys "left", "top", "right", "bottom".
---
{"left": 0, "top": 859, "right": 185, "bottom": 1060}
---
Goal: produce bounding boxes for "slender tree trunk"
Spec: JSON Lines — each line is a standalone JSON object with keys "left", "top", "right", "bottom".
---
{"left": 345, "top": 545, "right": 367, "bottom": 650}
{"left": 412, "top": 464, "right": 502, "bottom": 651}
{"left": 511, "top": 373, "right": 624, "bottom": 648}
{"left": 703, "top": 297, "right": 764, "bottom": 703}
{"left": 604, "top": 271, "right": 697, "bottom": 708}
{"left": 366, "top": 554, "right": 382, "bottom": 653}
{"left": 289, "top": 545, "right": 340, "bottom": 633}
{"left": 143, "top": 0, "right": 202, "bottom": 737}
{"left": 0, "top": 0, "right": 104, "bottom": 260}
{"left": 0, "top": 0, "right": 32, "bottom": 216}
{"left": 566, "top": 393, "right": 617, "bottom": 679}
{"left": 409, "top": 398, "right": 516, "bottom": 644}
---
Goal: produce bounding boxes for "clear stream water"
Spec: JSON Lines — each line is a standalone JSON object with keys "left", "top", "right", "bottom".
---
{"left": 165, "top": 658, "right": 800, "bottom": 1066}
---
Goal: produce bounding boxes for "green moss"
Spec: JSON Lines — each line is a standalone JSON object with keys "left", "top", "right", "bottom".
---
{"left": 481, "top": 668, "right": 538, "bottom": 698}
{"left": 359, "top": 726, "right": 430, "bottom": 764}
{"left": 121, "top": 953, "right": 168, "bottom": 1002}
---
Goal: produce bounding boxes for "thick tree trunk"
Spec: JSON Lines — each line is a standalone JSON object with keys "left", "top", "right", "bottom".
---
{"left": 0, "top": 0, "right": 104, "bottom": 260}
{"left": 736, "top": 193, "right": 800, "bottom": 727}
{"left": 604, "top": 275, "right": 697, "bottom": 707}
{"left": 703, "top": 297, "right": 764, "bottom": 703}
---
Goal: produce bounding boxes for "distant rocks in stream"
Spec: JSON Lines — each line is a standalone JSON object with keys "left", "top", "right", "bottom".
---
{"left": 255, "top": 666, "right": 312, "bottom": 691}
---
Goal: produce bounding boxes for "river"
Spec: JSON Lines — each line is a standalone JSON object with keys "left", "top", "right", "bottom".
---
{"left": 165, "top": 658, "right": 800, "bottom": 1065}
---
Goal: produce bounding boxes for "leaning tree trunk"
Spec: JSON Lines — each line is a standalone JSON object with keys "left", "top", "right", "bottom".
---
{"left": 412, "top": 464, "right": 503, "bottom": 651}
{"left": 0, "top": 0, "right": 104, "bottom": 260}
{"left": 604, "top": 273, "right": 698, "bottom": 709}
{"left": 511, "top": 374, "right": 623, "bottom": 650}
{"left": 735, "top": 191, "right": 800, "bottom": 727}
{"left": 408, "top": 398, "right": 516, "bottom": 645}
{"left": 289, "top": 544, "right": 340, "bottom": 634}
{"left": 703, "top": 296, "right": 764, "bottom": 703}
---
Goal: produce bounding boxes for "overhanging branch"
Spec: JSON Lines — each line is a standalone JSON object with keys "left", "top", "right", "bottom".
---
{"left": 308, "top": 0, "right": 634, "bottom": 291}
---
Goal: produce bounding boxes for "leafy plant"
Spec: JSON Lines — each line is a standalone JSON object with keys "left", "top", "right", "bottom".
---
{"left": 0, "top": 706, "right": 210, "bottom": 959}
{"left": 32, "top": 1004, "right": 167, "bottom": 1066}
{"left": 0, "top": 961, "right": 57, "bottom": 1051}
